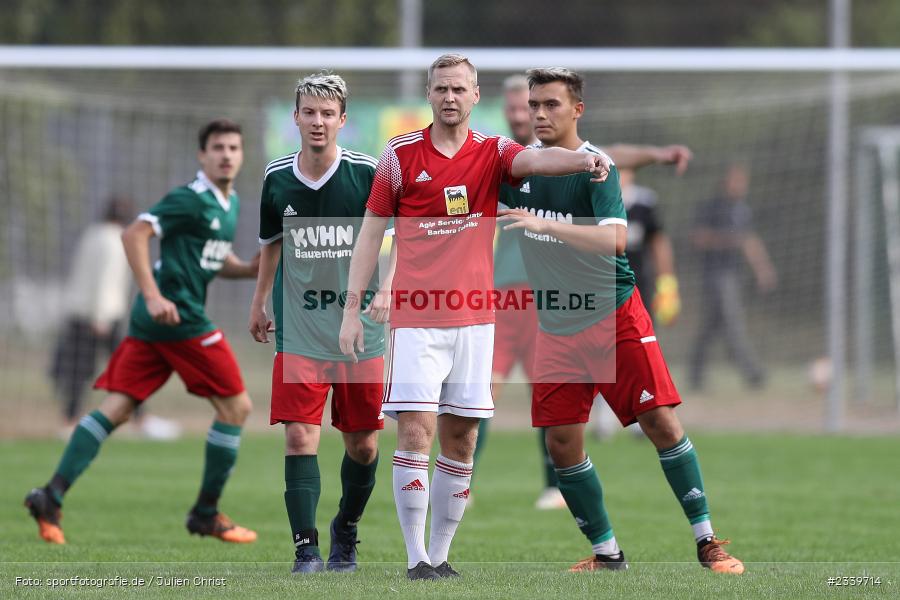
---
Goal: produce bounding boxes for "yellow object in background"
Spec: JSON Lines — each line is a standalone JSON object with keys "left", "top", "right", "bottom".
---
{"left": 652, "top": 274, "right": 681, "bottom": 326}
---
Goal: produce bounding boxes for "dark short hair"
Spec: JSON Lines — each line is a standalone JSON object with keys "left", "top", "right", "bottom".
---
{"left": 198, "top": 118, "right": 242, "bottom": 150}
{"left": 526, "top": 67, "right": 584, "bottom": 103}
{"left": 103, "top": 195, "right": 135, "bottom": 225}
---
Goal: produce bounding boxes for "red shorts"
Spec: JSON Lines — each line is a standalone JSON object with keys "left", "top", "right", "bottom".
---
{"left": 492, "top": 284, "right": 538, "bottom": 381}
{"left": 532, "top": 288, "right": 681, "bottom": 428}
{"left": 94, "top": 330, "right": 245, "bottom": 401}
{"left": 270, "top": 352, "right": 385, "bottom": 433}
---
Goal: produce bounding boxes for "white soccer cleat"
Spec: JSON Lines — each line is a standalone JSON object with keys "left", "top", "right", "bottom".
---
{"left": 534, "top": 487, "right": 567, "bottom": 510}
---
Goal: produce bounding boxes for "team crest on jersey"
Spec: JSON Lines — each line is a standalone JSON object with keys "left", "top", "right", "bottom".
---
{"left": 443, "top": 185, "right": 469, "bottom": 215}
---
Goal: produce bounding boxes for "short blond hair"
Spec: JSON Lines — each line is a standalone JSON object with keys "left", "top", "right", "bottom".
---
{"left": 526, "top": 67, "right": 584, "bottom": 103}
{"left": 295, "top": 72, "right": 349, "bottom": 113}
{"left": 427, "top": 53, "right": 478, "bottom": 87}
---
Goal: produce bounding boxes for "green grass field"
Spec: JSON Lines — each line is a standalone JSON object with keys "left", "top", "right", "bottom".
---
{"left": 2, "top": 431, "right": 898, "bottom": 599}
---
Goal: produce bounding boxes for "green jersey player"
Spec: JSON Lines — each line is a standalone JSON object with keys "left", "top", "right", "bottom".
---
{"left": 500, "top": 68, "right": 744, "bottom": 575}
{"left": 248, "top": 73, "right": 393, "bottom": 575}
{"left": 26, "top": 119, "right": 259, "bottom": 545}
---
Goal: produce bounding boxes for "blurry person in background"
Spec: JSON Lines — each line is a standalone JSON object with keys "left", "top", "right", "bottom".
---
{"left": 49, "top": 196, "right": 181, "bottom": 441}
{"left": 688, "top": 162, "right": 777, "bottom": 391}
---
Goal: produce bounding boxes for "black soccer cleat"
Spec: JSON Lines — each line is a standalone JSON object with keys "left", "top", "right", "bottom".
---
{"left": 407, "top": 561, "right": 439, "bottom": 581}
{"left": 568, "top": 550, "right": 629, "bottom": 572}
{"left": 326, "top": 516, "right": 360, "bottom": 573}
{"left": 434, "top": 561, "right": 460, "bottom": 578}
{"left": 292, "top": 547, "right": 325, "bottom": 574}
{"left": 24, "top": 487, "right": 65, "bottom": 544}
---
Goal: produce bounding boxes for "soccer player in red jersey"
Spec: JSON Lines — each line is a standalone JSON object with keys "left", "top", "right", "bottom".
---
{"left": 339, "top": 54, "right": 611, "bottom": 580}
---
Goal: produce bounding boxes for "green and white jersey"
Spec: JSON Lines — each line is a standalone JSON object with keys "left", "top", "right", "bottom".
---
{"left": 503, "top": 141, "right": 636, "bottom": 335}
{"left": 130, "top": 170, "right": 239, "bottom": 341}
{"left": 493, "top": 207, "right": 530, "bottom": 288}
{"left": 260, "top": 148, "right": 385, "bottom": 361}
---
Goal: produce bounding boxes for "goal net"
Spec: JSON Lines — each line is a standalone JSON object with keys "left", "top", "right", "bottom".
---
{"left": 1, "top": 55, "right": 898, "bottom": 436}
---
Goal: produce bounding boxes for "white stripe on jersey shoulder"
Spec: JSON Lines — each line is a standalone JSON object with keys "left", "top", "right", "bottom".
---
{"left": 265, "top": 153, "right": 296, "bottom": 178}
{"left": 259, "top": 231, "right": 284, "bottom": 245}
{"left": 391, "top": 137, "right": 424, "bottom": 151}
{"left": 471, "top": 129, "right": 493, "bottom": 143}
{"left": 388, "top": 131, "right": 424, "bottom": 148}
{"left": 578, "top": 141, "right": 615, "bottom": 165}
{"left": 343, "top": 149, "right": 377, "bottom": 162}
{"left": 341, "top": 149, "right": 378, "bottom": 167}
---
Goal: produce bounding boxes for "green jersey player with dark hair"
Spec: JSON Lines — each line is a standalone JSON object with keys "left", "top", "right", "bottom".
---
{"left": 500, "top": 67, "right": 744, "bottom": 575}
{"left": 26, "top": 119, "right": 260, "bottom": 545}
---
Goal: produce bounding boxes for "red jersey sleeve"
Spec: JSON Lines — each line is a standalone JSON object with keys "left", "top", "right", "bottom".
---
{"left": 497, "top": 135, "right": 527, "bottom": 185}
{"left": 366, "top": 144, "right": 403, "bottom": 217}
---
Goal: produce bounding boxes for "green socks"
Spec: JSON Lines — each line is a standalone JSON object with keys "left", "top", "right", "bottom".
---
{"left": 285, "top": 454, "right": 321, "bottom": 555}
{"left": 539, "top": 428, "right": 559, "bottom": 488}
{"left": 658, "top": 436, "right": 714, "bottom": 540}
{"left": 192, "top": 421, "right": 242, "bottom": 517}
{"left": 336, "top": 452, "right": 378, "bottom": 529}
{"left": 556, "top": 456, "right": 616, "bottom": 551}
{"left": 49, "top": 410, "right": 117, "bottom": 505}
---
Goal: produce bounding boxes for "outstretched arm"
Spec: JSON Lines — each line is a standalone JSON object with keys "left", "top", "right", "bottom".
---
{"left": 499, "top": 208, "right": 625, "bottom": 255}
{"left": 603, "top": 144, "right": 693, "bottom": 175}
{"left": 510, "top": 147, "right": 610, "bottom": 182}
{"left": 121, "top": 219, "right": 180, "bottom": 325}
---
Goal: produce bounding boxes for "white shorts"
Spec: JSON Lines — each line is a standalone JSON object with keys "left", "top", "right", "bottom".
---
{"left": 382, "top": 324, "right": 495, "bottom": 419}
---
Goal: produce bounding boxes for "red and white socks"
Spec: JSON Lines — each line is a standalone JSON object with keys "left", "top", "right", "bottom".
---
{"left": 428, "top": 455, "right": 473, "bottom": 565}
{"left": 392, "top": 451, "right": 430, "bottom": 568}
{"left": 392, "top": 451, "right": 474, "bottom": 568}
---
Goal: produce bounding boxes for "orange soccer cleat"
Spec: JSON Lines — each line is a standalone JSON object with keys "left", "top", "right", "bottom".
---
{"left": 24, "top": 487, "right": 66, "bottom": 544}
{"left": 185, "top": 511, "right": 257, "bottom": 543}
{"left": 568, "top": 551, "right": 628, "bottom": 572}
{"left": 698, "top": 536, "right": 745, "bottom": 574}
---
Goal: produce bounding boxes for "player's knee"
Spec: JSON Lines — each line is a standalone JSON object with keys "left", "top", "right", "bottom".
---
{"left": 99, "top": 393, "right": 137, "bottom": 426}
{"left": 346, "top": 434, "right": 378, "bottom": 464}
{"left": 285, "top": 424, "right": 318, "bottom": 454}
{"left": 216, "top": 392, "right": 252, "bottom": 424}
{"left": 544, "top": 429, "right": 582, "bottom": 465}
{"left": 637, "top": 407, "right": 683, "bottom": 448}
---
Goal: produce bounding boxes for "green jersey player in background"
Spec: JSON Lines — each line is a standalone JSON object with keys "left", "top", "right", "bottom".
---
{"left": 500, "top": 68, "right": 744, "bottom": 575}
{"left": 25, "top": 119, "right": 260, "bottom": 546}
{"left": 249, "top": 73, "right": 393, "bottom": 574}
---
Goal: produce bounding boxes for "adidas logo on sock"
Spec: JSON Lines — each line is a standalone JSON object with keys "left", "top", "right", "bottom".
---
{"left": 682, "top": 487, "right": 705, "bottom": 501}
{"left": 452, "top": 488, "right": 470, "bottom": 499}
{"left": 401, "top": 478, "right": 426, "bottom": 491}
{"left": 415, "top": 170, "right": 432, "bottom": 182}
{"left": 283, "top": 204, "right": 298, "bottom": 216}
{"left": 639, "top": 389, "right": 655, "bottom": 403}
{"left": 574, "top": 517, "right": 588, "bottom": 527}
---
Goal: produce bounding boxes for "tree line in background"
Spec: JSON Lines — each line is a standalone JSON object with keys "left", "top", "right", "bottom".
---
{"left": 2, "top": 0, "right": 900, "bottom": 47}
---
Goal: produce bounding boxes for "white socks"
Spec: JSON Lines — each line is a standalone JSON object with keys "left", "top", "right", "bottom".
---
{"left": 392, "top": 451, "right": 430, "bottom": 568}
{"left": 392, "top": 451, "right": 474, "bottom": 568}
{"left": 428, "top": 455, "right": 473, "bottom": 565}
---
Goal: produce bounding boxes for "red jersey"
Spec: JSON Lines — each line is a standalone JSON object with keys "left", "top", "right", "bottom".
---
{"left": 367, "top": 126, "right": 525, "bottom": 328}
